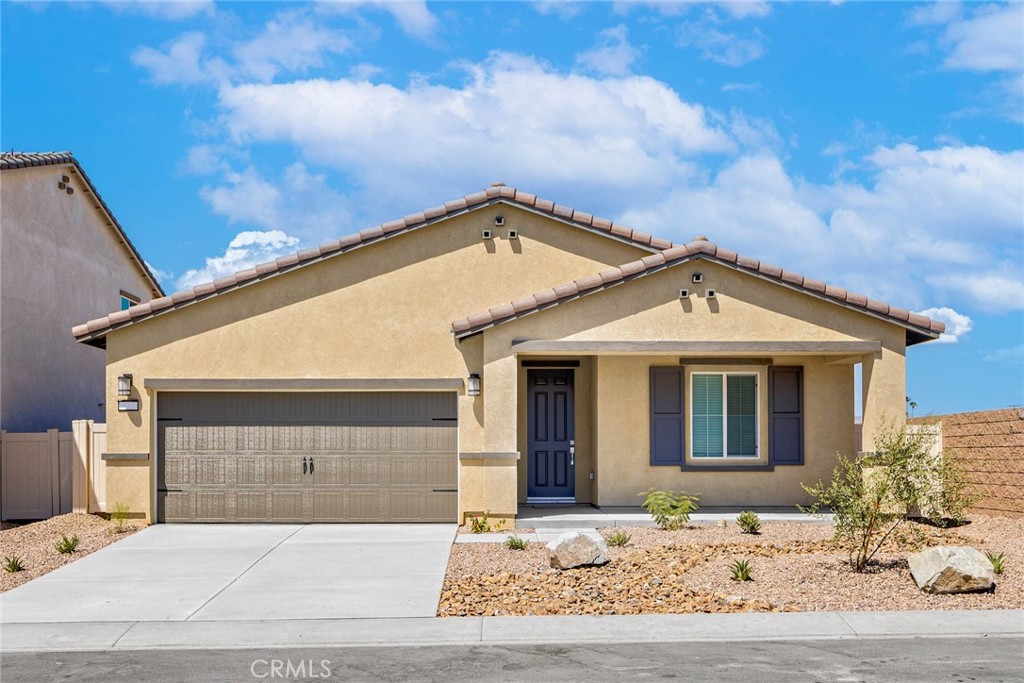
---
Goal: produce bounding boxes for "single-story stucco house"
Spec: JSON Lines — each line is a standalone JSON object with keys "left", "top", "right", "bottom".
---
{"left": 73, "top": 184, "right": 944, "bottom": 526}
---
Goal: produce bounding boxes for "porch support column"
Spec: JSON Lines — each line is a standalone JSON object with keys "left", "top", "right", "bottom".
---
{"left": 457, "top": 339, "right": 519, "bottom": 528}
{"left": 860, "top": 338, "right": 906, "bottom": 454}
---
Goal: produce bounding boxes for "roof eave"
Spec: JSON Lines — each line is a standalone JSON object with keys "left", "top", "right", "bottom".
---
{"left": 453, "top": 252, "right": 944, "bottom": 344}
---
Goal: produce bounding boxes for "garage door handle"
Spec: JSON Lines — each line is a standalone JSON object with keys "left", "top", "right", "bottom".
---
{"left": 309, "top": 458, "right": 314, "bottom": 475}
{"left": 302, "top": 457, "right": 308, "bottom": 475}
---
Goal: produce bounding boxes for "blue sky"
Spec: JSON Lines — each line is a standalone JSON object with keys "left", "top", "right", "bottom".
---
{"left": 3, "top": 1, "right": 1022, "bottom": 415}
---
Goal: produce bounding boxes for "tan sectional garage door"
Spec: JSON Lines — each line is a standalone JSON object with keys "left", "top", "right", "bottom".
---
{"left": 157, "top": 392, "right": 457, "bottom": 523}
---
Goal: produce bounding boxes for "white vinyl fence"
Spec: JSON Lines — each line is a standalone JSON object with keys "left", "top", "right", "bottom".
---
{"left": 1, "top": 420, "right": 106, "bottom": 520}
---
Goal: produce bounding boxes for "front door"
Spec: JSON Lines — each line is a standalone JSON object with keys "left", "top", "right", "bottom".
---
{"left": 527, "top": 370, "right": 575, "bottom": 502}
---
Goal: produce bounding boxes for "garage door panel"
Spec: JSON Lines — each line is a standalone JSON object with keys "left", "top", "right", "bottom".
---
{"left": 193, "top": 491, "right": 229, "bottom": 521}
{"left": 236, "top": 492, "right": 269, "bottom": 521}
{"left": 158, "top": 392, "right": 456, "bottom": 523}
{"left": 270, "top": 491, "right": 305, "bottom": 521}
{"left": 236, "top": 457, "right": 268, "bottom": 486}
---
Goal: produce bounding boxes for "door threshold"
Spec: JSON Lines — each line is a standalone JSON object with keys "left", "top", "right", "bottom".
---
{"left": 525, "top": 497, "right": 577, "bottom": 504}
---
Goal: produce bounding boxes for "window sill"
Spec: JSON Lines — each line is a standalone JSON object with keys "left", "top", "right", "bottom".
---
{"left": 680, "top": 463, "right": 774, "bottom": 472}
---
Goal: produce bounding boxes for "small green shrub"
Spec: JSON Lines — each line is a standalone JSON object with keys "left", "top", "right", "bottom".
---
{"left": 111, "top": 502, "right": 132, "bottom": 533}
{"left": 469, "top": 512, "right": 491, "bottom": 534}
{"left": 3, "top": 555, "right": 25, "bottom": 573}
{"left": 729, "top": 559, "right": 752, "bottom": 582}
{"left": 606, "top": 530, "right": 632, "bottom": 547}
{"left": 986, "top": 551, "right": 1005, "bottom": 575}
{"left": 55, "top": 534, "right": 79, "bottom": 554}
{"left": 639, "top": 488, "right": 700, "bottom": 530}
{"left": 736, "top": 510, "right": 761, "bottom": 534}
{"left": 800, "top": 423, "right": 979, "bottom": 572}
{"left": 505, "top": 535, "right": 527, "bottom": 551}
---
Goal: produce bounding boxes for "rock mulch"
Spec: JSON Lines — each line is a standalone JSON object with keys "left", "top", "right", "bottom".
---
{"left": 0, "top": 513, "right": 140, "bottom": 592}
{"left": 438, "top": 516, "right": 1023, "bottom": 616}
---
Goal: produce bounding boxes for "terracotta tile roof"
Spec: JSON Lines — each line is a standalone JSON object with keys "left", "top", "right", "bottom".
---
{"left": 1, "top": 151, "right": 164, "bottom": 298}
{"left": 72, "top": 185, "right": 672, "bottom": 346}
{"left": 451, "top": 237, "right": 945, "bottom": 346}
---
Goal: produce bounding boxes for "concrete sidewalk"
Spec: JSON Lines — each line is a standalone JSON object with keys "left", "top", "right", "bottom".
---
{"left": 2, "top": 610, "right": 1021, "bottom": 652}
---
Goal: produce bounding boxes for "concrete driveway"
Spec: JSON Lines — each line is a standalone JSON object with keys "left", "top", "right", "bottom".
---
{"left": 0, "top": 524, "right": 456, "bottom": 623}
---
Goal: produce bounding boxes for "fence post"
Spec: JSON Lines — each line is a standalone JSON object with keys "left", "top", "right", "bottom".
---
{"left": 48, "top": 429, "right": 60, "bottom": 518}
{"left": 71, "top": 420, "right": 89, "bottom": 513}
{"left": 1, "top": 429, "right": 6, "bottom": 520}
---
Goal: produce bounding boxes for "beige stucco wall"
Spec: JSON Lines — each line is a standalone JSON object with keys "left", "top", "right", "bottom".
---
{"left": 97, "top": 202, "right": 913, "bottom": 521}
{"left": 101, "top": 205, "right": 649, "bottom": 521}
{"left": 1, "top": 165, "right": 156, "bottom": 433}
{"left": 483, "top": 259, "right": 906, "bottom": 506}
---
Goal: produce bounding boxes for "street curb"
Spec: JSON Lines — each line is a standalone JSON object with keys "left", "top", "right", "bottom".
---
{"left": 2, "top": 610, "right": 1021, "bottom": 653}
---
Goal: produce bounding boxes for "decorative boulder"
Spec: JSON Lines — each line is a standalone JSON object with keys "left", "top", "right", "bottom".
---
{"left": 907, "top": 546, "right": 995, "bottom": 594}
{"left": 546, "top": 532, "right": 609, "bottom": 570}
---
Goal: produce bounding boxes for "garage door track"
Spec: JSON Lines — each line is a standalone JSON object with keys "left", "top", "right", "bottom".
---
{"left": 0, "top": 524, "right": 456, "bottom": 623}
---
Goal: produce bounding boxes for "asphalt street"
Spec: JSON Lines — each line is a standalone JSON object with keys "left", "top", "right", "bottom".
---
{"left": 3, "top": 637, "right": 1021, "bottom": 683}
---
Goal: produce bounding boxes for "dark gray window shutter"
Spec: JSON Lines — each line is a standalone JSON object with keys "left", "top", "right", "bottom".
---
{"left": 769, "top": 366, "right": 803, "bottom": 465}
{"left": 650, "top": 367, "right": 684, "bottom": 465}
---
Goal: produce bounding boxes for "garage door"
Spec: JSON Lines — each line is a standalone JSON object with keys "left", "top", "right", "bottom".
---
{"left": 157, "top": 392, "right": 457, "bottom": 523}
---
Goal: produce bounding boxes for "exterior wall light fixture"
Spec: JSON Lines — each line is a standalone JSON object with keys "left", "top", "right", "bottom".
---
{"left": 117, "top": 373, "right": 133, "bottom": 397}
{"left": 467, "top": 373, "right": 481, "bottom": 396}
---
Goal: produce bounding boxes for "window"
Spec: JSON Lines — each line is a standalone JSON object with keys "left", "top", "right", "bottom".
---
{"left": 120, "top": 292, "right": 140, "bottom": 310}
{"left": 691, "top": 373, "right": 758, "bottom": 458}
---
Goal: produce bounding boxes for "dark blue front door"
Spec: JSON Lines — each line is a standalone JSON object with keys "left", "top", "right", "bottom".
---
{"left": 527, "top": 370, "right": 575, "bottom": 501}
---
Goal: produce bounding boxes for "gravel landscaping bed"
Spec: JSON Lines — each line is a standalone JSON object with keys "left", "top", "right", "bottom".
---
{"left": 0, "top": 513, "right": 141, "bottom": 592}
{"left": 438, "top": 516, "right": 1023, "bottom": 616}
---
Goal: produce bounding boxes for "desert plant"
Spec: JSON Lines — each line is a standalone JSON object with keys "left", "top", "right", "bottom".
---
{"left": 469, "top": 512, "right": 491, "bottom": 534}
{"left": 986, "top": 551, "right": 1006, "bottom": 575}
{"left": 55, "top": 534, "right": 79, "bottom": 554}
{"left": 801, "top": 423, "right": 979, "bottom": 572}
{"left": 736, "top": 510, "right": 761, "bottom": 534}
{"left": 505, "top": 535, "right": 527, "bottom": 551}
{"left": 111, "top": 502, "right": 132, "bottom": 533}
{"left": 606, "top": 530, "right": 632, "bottom": 547}
{"left": 639, "top": 488, "right": 700, "bottom": 531}
{"left": 3, "top": 555, "right": 25, "bottom": 573}
{"left": 729, "top": 559, "right": 752, "bottom": 582}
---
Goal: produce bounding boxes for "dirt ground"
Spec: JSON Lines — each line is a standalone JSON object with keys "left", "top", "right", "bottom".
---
{"left": 439, "top": 516, "right": 1023, "bottom": 616}
{"left": 0, "top": 513, "right": 141, "bottom": 592}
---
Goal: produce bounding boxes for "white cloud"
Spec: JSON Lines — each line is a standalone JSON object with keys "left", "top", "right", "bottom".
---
{"left": 232, "top": 14, "right": 352, "bottom": 82}
{"left": 175, "top": 230, "right": 301, "bottom": 290}
{"left": 576, "top": 25, "right": 641, "bottom": 76}
{"left": 715, "top": 2, "right": 771, "bottom": 20}
{"left": 318, "top": 1, "right": 438, "bottom": 40}
{"left": 199, "top": 163, "right": 353, "bottom": 242}
{"left": 915, "top": 306, "right": 974, "bottom": 343}
{"left": 984, "top": 344, "right": 1024, "bottom": 363}
{"left": 949, "top": 275, "right": 1024, "bottom": 313}
{"left": 721, "top": 82, "right": 760, "bottom": 93}
{"left": 621, "top": 143, "right": 1024, "bottom": 313}
{"left": 144, "top": 261, "right": 174, "bottom": 288}
{"left": 941, "top": 3, "right": 1024, "bottom": 72}
{"left": 216, "top": 52, "right": 734, "bottom": 217}
{"left": 533, "top": 1, "right": 585, "bottom": 19}
{"left": 612, "top": 1, "right": 770, "bottom": 19}
{"left": 103, "top": 1, "right": 214, "bottom": 21}
{"left": 133, "top": 11, "right": 352, "bottom": 86}
{"left": 131, "top": 32, "right": 229, "bottom": 85}
{"left": 677, "top": 17, "right": 765, "bottom": 66}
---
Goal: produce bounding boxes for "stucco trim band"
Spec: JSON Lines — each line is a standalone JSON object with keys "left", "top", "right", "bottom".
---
{"left": 459, "top": 452, "right": 521, "bottom": 461}
{"left": 101, "top": 452, "right": 150, "bottom": 461}
{"left": 510, "top": 340, "right": 882, "bottom": 355}
{"left": 143, "top": 378, "right": 466, "bottom": 391}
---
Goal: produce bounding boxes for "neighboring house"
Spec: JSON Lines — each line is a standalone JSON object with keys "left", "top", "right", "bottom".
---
{"left": 72, "top": 184, "right": 943, "bottom": 525}
{"left": 1, "top": 152, "right": 163, "bottom": 432}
